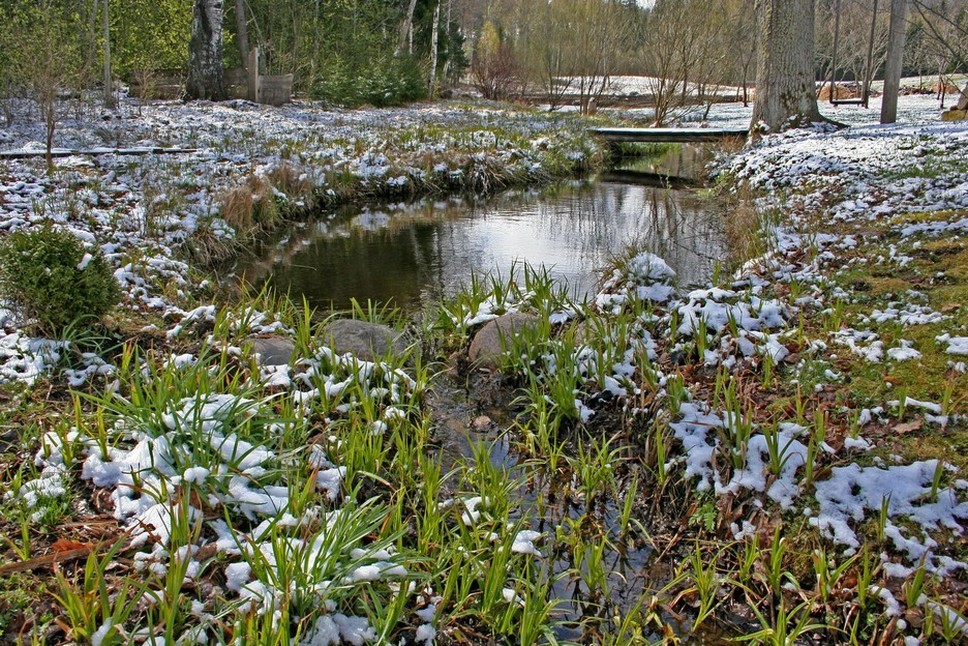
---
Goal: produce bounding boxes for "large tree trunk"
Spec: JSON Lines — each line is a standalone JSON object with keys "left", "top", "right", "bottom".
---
{"left": 750, "top": 0, "right": 823, "bottom": 132}
{"left": 185, "top": 0, "right": 225, "bottom": 101}
{"left": 880, "top": 0, "right": 907, "bottom": 124}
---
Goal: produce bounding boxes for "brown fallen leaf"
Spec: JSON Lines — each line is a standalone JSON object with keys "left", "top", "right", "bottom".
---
{"left": 894, "top": 419, "right": 923, "bottom": 434}
{"left": 50, "top": 539, "right": 92, "bottom": 553}
{"left": 941, "top": 303, "right": 961, "bottom": 313}
{"left": 194, "top": 542, "right": 220, "bottom": 562}
{"left": 0, "top": 537, "right": 127, "bottom": 576}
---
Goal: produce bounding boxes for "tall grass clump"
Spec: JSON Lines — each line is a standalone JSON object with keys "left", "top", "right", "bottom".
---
{"left": 0, "top": 223, "right": 120, "bottom": 332}
{"left": 220, "top": 173, "right": 282, "bottom": 233}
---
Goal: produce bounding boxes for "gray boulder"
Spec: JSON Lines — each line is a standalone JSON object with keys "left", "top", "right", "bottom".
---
{"left": 468, "top": 313, "right": 539, "bottom": 370}
{"left": 250, "top": 336, "right": 296, "bottom": 366}
{"left": 323, "top": 319, "right": 408, "bottom": 362}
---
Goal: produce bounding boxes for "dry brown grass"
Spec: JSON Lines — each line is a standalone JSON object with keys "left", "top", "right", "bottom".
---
{"left": 220, "top": 173, "right": 277, "bottom": 232}
{"left": 266, "top": 161, "right": 313, "bottom": 202}
{"left": 710, "top": 135, "right": 748, "bottom": 158}
{"left": 722, "top": 182, "right": 763, "bottom": 267}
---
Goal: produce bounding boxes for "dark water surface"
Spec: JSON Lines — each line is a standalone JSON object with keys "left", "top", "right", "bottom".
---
{"left": 238, "top": 162, "right": 725, "bottom": 311}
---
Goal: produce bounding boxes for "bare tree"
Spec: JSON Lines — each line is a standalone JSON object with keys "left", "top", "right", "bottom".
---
{"left": 642, "top": 0, "right": 728, "bottom": 125}
{"left": 816, "top": 0, "right": 890, "bottom": 96}
{"left": 185, "top": 0, "right": 226, "bottom": 100}
{"left": 5, "top": 2, "right": 83, "bottom": 168}
{"left": 723, "top": 0, "right": 758, "bottom": 107}
{"left": 751, "top": 0, "right": 825, "bottom": 131}
{"left": 525, "top": 0, "right": 636, "bottom": 114}
{"left": 471, "top": 20, "right": 523, "bottom": 100}
{"left": 911, "top": 0, "right": 968, "bottom": 105}
{"left": 567, "top": 0, "right": 629, "bottom": 114}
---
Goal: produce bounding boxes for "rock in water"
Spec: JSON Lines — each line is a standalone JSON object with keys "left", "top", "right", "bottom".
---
{"left": 323, "top": 319, "right": 408, "bottom": 361}
{"left": 468, "top": 313, "right": 538, "bottom": 370}
{"left": 471, "top": 415, "right": 492, "bottom": 431}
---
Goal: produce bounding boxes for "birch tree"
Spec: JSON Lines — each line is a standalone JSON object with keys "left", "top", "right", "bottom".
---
{"left": 185, "top": 0, "right": 225, "bottom": 100}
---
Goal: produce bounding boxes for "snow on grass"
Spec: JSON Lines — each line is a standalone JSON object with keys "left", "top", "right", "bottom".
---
{"left": 936, "top": 333, "right": 968, "bottom": 356}
{"left": 701, "top": 93, "right": 968, "bottom": 577}
{"left": 2, "top": 87, "right": 967, "bottom": 640}
{"left": 569, "top": 95, "right": 968, "bottom": 579}
{"left": 810, "top": 461, "right": 968, "bottom": 572}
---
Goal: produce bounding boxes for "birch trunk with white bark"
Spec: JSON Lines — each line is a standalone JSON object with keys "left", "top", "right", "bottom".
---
{"left": 429, "top": 1, "right": 440, "bottom": 94}
{"left": 185, "top": 0, "right": 225, "bottom": 101}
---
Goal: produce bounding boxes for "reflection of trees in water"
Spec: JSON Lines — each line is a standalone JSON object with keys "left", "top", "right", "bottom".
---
{"left": 245, "top": 181, "right": 726, "bottom": 310}
{"left": 269, "top": 222, "right": 442, "bottom": 311}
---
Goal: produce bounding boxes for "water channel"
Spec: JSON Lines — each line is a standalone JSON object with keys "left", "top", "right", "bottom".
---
{"left": 236, "top": 146, "right": 726, "bottom": 311}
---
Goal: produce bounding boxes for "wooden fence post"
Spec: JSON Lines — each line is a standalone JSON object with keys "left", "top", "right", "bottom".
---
{"left": 248, "top": 47, "right": 260, "bottom": 102}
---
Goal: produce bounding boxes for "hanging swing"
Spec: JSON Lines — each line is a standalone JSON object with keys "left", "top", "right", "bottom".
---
{"left": 827, "top": 0, "right": 880, "bottom": 107}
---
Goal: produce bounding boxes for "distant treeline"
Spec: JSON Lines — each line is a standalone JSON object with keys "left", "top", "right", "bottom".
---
{"left": 0, "top": 0, "right": 467, "bottom": 109}
{"left": 0, "top": 0, "right": 964, "bottom": 117}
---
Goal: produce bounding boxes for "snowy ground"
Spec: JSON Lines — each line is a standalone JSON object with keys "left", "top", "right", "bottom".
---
{"left": 439, "top": 94, "right": 968, "bottom": 639}
{"left": 0, "top": 97, "right": 604, "bottom": 382}
{"left": 616, "top": 87, "right": 962, "bottom": 128}
{"left": 1, "top": 91, "right": 967, "bottom": 642}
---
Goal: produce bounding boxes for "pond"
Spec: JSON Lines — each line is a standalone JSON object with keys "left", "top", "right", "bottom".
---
{"left": 235, "top": 153, "right": 727, "bottom": 311}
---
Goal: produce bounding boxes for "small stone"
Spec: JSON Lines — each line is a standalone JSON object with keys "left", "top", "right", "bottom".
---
{"left": 471, "top": 415, "right": 492, "bottom": 431}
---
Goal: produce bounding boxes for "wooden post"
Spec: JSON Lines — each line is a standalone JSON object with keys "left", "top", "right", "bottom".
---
{"left": 880, "top": 0, "right": 907, "bottom": 124}
{"left": 248, "top": 47, "right": 259, "bottom": 102}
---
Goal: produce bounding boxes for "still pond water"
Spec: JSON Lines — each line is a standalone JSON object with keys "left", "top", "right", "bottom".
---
{"left": 238, "top": 152, "right": 726, "bottom": 310}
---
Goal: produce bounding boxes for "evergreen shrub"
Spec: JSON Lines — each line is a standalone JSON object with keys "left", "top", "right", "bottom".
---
{"left": 0, "top": 224, "right": 120, "bottom": 332}
{"left": 312, "top": 56, "right": 427, "bottom": 108}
